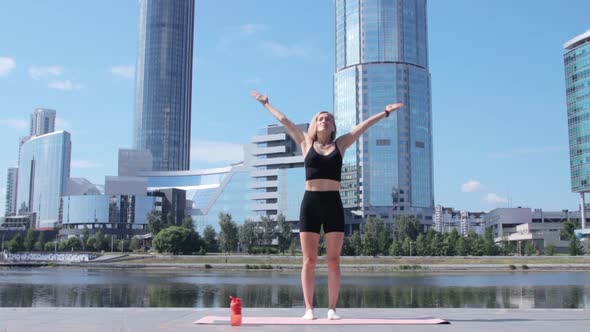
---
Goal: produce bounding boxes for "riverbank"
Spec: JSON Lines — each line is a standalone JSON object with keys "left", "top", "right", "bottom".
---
{"left": 2, "top": 254, "right": 590, "bottom": 272}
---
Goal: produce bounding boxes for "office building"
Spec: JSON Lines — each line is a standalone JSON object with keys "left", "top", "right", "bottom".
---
{"left": 134, "top": 0, "right": 195, "bottom": 171}
{"left": 16, "top": 131, "right": 71, "bottom": 228}
{"left": 334, "top": 0, "right": 433, "bottom": 232}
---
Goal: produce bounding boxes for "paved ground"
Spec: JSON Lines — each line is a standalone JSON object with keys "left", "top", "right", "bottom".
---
{"left": 1, "top": 308, "right": 589, "bottom": 332}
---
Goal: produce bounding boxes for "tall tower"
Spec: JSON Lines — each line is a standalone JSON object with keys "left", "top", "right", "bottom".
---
{"left": 134, "top": 0, "right": 195, "bottom": 171}
{"left": 334, "top": 0, "right": 433, "bottom": 231}
{"left": 30, "top": 108, "right": 56, "bottom": 137}
{"left": 564, "top": 29, "right": 590, "bottom": 230}
{"left": 4, "top": 167, "right": 18, "bottom": 216}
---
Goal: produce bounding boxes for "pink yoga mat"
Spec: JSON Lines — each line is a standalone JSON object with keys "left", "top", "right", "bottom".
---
{"left": 195, "top": 316, "right": 450, "bottom": 325}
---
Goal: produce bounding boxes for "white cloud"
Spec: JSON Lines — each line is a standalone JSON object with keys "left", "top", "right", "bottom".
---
{"left": 0, "top": 57, "right": 16, "bottom": 76}
{"left": 461, "top": 180, "right": 482, "bottom": 193}
{"left": 190, "top": 140, "right": 244, "bottom": 163}
{"left": 240, "top": 23, "right": 268, "bottom": 35}
{"left": 260, "top": 41, "right": 308, "bottom": 57}
{"left": 71, "top": 160, "right": 101, "bottom": 169}
{"left": 484, "top": 192, "right": 509, "bottom": 204}
{"left": 0, "top": 119, "right": 28, "bottom": 130}
{"left": 109, "top": 65, "right": 135, "bottom": 79}
{"left": 488, "top": 145, "right": 567, "bottom": 159}
{"left": 29, "top": 65, "right": 63, "bottom": 80}
{"left": 48, "top": 80, "right": 82, "bottom": 91}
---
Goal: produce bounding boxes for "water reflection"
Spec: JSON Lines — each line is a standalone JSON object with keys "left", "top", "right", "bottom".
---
{"left": 0, "top": 268, "right": 588, "bottom": 308}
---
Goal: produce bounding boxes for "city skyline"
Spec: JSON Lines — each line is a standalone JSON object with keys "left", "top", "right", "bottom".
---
{"left": 1, "top": 0, "right": 590, "bottom": 216}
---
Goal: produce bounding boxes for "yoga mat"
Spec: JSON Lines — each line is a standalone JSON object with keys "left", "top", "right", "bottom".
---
{"left": 195, "top": 315, "right": 450, "bottom": 325}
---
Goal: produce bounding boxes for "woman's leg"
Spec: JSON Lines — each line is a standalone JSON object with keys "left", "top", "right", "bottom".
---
{"left": 300, "top": 231, "right": 320, "bottom": 311}
{"left": 325, "top": 231, "right": 344, "bottom": 310}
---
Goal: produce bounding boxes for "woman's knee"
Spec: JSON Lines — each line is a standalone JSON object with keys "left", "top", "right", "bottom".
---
{"left": 325, "top": 255, "right": 340, "bottom": 268}
{"left": 302, "top": 255, "right": 318, "bottom": 268}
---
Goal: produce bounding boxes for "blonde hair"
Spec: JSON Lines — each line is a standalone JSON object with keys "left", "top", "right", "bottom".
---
{"left": 308, "top": 111, "right": 336, "bottom": 142}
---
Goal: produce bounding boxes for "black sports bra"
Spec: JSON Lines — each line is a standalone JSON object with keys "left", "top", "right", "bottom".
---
{"left": 304, "top": 143, "right": 343, "bottom": 181}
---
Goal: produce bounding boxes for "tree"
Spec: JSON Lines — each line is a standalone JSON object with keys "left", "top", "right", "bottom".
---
{"left": 392, "top": 215, "right": 421, "bottom": 242}
{"left": 166, "top": 212, "right": 176, "bottom": 228}
{"left": 7, "top": 233, "right": 25, "bottom": 253}
{"left": 569, "top": 236, "right": 585, "bottom": 256}
{"left": 147, "top": 210, "right": 165, "bottom": 236}
{"left": 415, "top": 233, "right": 427, "bottom": 256}
{"left": 277, "top": 215, "right": 292, "bottom": 254}
{"left": 82, "top": 226, "right": 90, "bottom": 251}
{"left": 34, "top": 232, "right": 46, "bottom": 251}
{"left": 388, "top": 240, "right": 402, "bottom": 256}
{"left": 153, "top": 226, "right": 200, "bottom": 254}
{"left": 445, "top": 228, "right": 460, "bottom": 256}
{"left": 260, "top": 216, "right": 277, "bottom": 249}
{"left": 560, "top": 219, "right": 578, "bottom": 241}
{"left": 218, "top": 213, "right": 239, "bottom": 253}
{"left": 66, "top": 237, "right": 82, "bottom": 251}
{"left": 545, "top": 243, "right": 556, "bottom": 256}
{"left": 525, "top": 240, "right": 536, "bottom": 256}
{"left": 181, "top": 216, "right": 195, "bottom": 232}
{"left": 401, "top": 237, "right": 412, "bottom": 256}
{"left": 239, "top": 219, "right": 259, "bottom": 254}
{"left": 24, "top": 228, "right": 36, "bottom": 251}
{"left": 361, "top": 217, "right": 388, "bottom": 255}
{"left": 341, "top": 236, "right": 355, "bottom": 256}
{"left": 117, "top": 239, "right": 130, "bottom": 252}
{"left": 130, "top": 238, "right": 141, "bottom": 251}
{"left": 202, "top": 225, "right": 219, "bottom": 253}
{"left": 456, "top": 236, "right": 467, "bottom": 256}
{"left": 483, "top": 227, "right": 498, "bottom": 256}
{"left": 350, "top": 230, "right": 362, "bottom": 256}
{"left": 90, "top": 230, "right": 107, "bottom": 251}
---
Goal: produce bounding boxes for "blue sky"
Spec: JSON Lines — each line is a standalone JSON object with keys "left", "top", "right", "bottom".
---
{"left": 1, "top": 0, "right": 589, "bottom": 216}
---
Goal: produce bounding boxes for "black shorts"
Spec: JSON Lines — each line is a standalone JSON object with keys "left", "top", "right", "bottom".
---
{"left": 299, "top": 191, "right": 344, "bottom": 234}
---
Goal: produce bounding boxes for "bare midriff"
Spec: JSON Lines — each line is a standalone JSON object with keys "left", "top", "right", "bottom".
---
{"left": 305, "top": 179, "right": 340, "bottom": 191}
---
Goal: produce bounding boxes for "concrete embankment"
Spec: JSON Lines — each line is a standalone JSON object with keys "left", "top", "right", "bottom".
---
{"left": 1, "top": 308, "right": 589, "bottom": 332}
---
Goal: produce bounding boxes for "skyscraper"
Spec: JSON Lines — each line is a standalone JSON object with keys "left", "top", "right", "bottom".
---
{"left": 564, "top": 29, "right": 590, "bottom": 230}
{"left": 134, "top": 0, "right": 195, "bottom": 171}
{"left": 30, "top": 108, "right": 56, "bottom": 137}
{"left": 334, "top": 0, "right": 433, "bottom": 231}
{"left": 16, "top": 131, "right": 71, "bottom": 228}
{"left": 4, "top": 167, "right": 18, "bottom": 216}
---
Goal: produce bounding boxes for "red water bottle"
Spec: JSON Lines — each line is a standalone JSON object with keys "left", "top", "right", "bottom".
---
{"left": 230, "top": 296, "right": 242, "bottom": 326}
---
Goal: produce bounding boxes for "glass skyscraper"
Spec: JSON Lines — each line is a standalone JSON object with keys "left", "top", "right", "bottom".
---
{"left": 134, "top": 0, "right": 194, "bottom": 171}
{"left": 564, "top": 29, "right": 590, "bottom": 231}
{"left": 30, "top": 108, "right": 56, "bottom": 137}
{"left": 334, "top": 0, "right": 433, "bottom": 230}
{"left": 16, "top": 131, "right": 71, "bottom": 228}
{"left": 4, "top": 167, "right": 18, "bottom": 217}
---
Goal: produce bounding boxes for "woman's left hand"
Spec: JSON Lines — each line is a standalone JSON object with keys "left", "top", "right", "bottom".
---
{"left": 385, "top": 103, "right": 404, "bottom": 113}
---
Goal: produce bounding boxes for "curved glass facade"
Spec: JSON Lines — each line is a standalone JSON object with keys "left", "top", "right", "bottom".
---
{"left": 134, "top": 0, "right": 194, "bottom": 171}
{"left": 194, "top": 168, "right": 254, "bottom": 232}
{"left": 565, "top": 31, "right": 590, "bottom": 192}
{"left": 334, "top": 0, "right": 433, "bottom": 226}
{"left": 62, "top": 195, "right": 157, "bottom": 227}
{"left": 16, "top": 131, "right": 71, "bottom": 228}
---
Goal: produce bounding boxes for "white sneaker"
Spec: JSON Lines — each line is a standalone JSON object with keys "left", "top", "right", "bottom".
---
{"left": 327, "top": 309, "right": 341, "bottom": 320}
{"left": 301, "top": 309, "right": 315, "bottom": 320}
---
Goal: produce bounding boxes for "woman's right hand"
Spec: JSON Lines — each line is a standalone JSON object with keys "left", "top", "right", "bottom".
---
{"left": 251, "top": 90, "right": 268, "bottom": 104}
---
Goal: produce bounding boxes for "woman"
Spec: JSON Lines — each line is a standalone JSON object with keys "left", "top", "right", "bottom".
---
{"left": 251, "top": 90, "right": 403, "bottom": 320}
